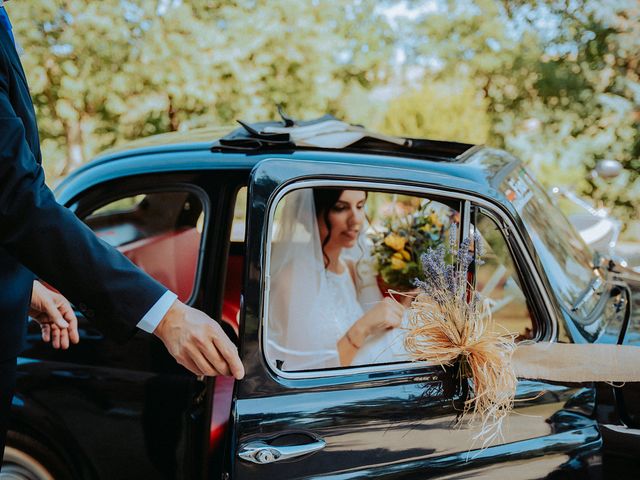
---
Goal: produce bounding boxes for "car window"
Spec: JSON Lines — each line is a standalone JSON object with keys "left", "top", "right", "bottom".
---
{"left": 84, "top": 190, "right": 205, "bottom": 303}
{"left": 502, "top": 168, "right": 598, "bottom": 315}
{"left": 474, "top": 210, "right": 535, "bottom": 340}
{"left": 89, "top": 194, "right": 146, "bottom": 216}
{"left": 264, "top": 186, "right": 460, "bottom": 374}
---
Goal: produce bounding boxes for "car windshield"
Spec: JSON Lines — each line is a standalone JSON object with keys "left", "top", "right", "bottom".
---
{"left": 502, "top": 168, "right": 597, "bottom": 313}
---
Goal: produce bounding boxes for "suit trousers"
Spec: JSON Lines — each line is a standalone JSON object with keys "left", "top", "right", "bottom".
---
{"left": 0, "top": 357, "right": 16, "bottom": 469}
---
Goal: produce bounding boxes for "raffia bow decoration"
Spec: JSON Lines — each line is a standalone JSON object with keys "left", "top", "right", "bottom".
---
{"left": 404, "top": 227, "right": 518, "bottom": 446}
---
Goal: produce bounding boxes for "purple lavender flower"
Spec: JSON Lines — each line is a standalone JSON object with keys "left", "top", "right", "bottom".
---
{"left": 473, "top": 229, "right": 485, "bottom": 266}
{"left": 444, "top": 263, "right": 455, "bottom": 294}
{"left": 414, "top": 226, "right": 484, "bottom": 308}
{"left": 449, "top": 223, "right": 458, "bottom": 253}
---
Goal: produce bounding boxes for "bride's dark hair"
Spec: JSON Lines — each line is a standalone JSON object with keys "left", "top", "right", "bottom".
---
{"left": 313, "top": 188, "right": 367, "bottom": 270}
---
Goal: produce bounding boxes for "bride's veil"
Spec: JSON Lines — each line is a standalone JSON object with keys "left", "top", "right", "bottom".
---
{"left": 266, "top": 188, "right": 342, "bottom": 371}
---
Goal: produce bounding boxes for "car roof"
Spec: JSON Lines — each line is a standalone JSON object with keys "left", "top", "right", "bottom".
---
{"left": 57, "top": 118, "right": 522, "bottom": 204}
{"left": 95, "top": 126, "right": 235, "bottom": 158}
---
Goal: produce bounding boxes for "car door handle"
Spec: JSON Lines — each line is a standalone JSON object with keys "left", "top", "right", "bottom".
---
{"left": 238, "top": 438, "right": 326, "bottom": 464}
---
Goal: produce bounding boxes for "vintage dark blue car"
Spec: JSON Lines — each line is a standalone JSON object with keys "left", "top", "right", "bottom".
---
{"left": 3, "top": 117, "right": 639, "bottom": 480}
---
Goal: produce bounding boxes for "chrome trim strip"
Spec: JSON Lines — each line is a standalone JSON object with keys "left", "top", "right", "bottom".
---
{"left": 259, "top": 178, "right": 558, "bottom": 381}
{"left": 461, "top": 200, "right": 471, "bottom": 240}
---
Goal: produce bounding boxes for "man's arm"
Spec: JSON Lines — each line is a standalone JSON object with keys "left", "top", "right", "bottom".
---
{"left": 0, "top": 43, "right": 243, "bottom": 379}
{"left": 0, "top": 105, "right": 167, "bottom": 339}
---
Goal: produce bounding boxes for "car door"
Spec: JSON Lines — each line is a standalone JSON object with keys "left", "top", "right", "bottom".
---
{"left": 230, "top": 157, "right": 602, "bottom": 479}
{"left": 16, "top": 169, "right": 241, "bottom": 480}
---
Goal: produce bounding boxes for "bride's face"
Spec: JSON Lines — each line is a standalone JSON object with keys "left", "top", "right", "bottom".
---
{"left": 318, "top": 190, "right": 367, "bottom": 249}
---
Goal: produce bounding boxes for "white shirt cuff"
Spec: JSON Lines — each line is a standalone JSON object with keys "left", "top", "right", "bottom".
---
{"left": 136, "top": 290, "right": 178, "bottom": 333}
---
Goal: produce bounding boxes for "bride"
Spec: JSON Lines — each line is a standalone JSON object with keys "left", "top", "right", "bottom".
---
{"left": 266, "top": 188, "right": 411, "bottom": 372}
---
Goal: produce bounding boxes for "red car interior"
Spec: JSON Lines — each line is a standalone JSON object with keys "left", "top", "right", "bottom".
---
{"left": 118, "top": 227, "right": 200, "bottom": 302}
{"left": 116, "top": 228, "right": 243, "bottom": 452}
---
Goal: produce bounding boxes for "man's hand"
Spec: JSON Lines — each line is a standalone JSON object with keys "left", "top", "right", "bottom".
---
{"left": 154, "top": 300, "right": 245, "bottom": 380}
{"left": 30, "top": 280, "right": 80, "bottom": 349}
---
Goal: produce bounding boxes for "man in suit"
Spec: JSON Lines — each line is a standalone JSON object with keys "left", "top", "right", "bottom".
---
{"left": 0, "top": 1, "right": 244, "bottom": 463}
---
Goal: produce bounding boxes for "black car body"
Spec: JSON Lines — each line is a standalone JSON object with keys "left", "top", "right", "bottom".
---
{"left": 5, "top": 120, "right": 640, "bottom": 480}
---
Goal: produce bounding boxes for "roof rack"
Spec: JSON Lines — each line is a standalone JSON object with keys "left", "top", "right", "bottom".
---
{"left": 211, "top": 112, "right": 475, "bottom": 161}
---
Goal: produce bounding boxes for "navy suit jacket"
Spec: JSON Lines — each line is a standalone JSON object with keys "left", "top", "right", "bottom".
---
{"left": 0, "top": 29, "right": 166, "bottom": 361}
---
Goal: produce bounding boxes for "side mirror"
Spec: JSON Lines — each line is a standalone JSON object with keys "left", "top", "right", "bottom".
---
{"left": 593, "top": 159, "right": 623, "bottom": 179}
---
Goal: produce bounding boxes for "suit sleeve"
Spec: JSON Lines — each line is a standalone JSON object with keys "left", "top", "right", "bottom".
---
{"left": 0, "top": 50, "right": 167, "bottom": 342}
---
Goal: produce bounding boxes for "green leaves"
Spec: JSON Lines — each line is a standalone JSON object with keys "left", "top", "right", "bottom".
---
{"left": 6, "top": 0, "right": 638, "bottom": 232}
{"left": 395, "top": 0, "right": 639, "bottom": 230}
{"left": 10, "top": 0, "right": 393, "bottom": 175}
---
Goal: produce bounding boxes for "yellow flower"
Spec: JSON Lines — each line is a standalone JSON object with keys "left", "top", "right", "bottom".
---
{"left": 428, "top": 212, "right": 442, "bottom": 228}
{"left": 384, "top": 233, "right": 406, "bottom": 251}
{"left": 400, "top": 249, "right": 411, "bottom": 260}
{"left": 390, "top": 255, "right": 406, "bottom": 270}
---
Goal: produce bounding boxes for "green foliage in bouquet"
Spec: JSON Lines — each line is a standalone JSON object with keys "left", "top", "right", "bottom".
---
{"left": 369, "top": 204, "right": 447, "bottom": 290}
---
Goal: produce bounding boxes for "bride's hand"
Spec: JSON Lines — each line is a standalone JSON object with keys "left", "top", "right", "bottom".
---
{"left": 350, "top": 298, "right": 404, "bottom": 344}
{"left": 339, "top": 298, "right": 404, "bottom": 366}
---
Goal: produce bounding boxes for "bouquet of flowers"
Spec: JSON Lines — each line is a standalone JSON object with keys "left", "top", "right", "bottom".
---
{"left": 404, "top": 226, "right": 518, "bottom": 448}
{"left": 369, "top": 203, "right": 446, "bottom": 291}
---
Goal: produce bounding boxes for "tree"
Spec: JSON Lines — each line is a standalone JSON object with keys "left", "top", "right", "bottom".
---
{"left": 380, "top": 79, "right": 490, "bottom": 144}
{"left": 8, "top": 0, "right": 639, "bottom": 232}
{"left": 8, "top": 0, "right": 394, "bottom": 178}
{"left": 402, "top": 0, "right": 639, "bottom": 225}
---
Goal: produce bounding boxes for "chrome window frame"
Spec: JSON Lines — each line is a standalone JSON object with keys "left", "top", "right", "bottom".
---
{"left": 261, "top": 179, "right": 558, "bottom": 381}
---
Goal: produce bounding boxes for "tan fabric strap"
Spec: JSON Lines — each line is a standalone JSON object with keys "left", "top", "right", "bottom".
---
{"left": 513, "top": 343, "right": 640, "bottom": 383}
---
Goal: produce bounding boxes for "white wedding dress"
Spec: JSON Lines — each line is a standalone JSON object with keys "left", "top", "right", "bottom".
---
{"left": 265, "top": 188, "right": 410, "bottom": 372}
{"left": 326, "top": 266, "right": 410, "bottom": 368}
